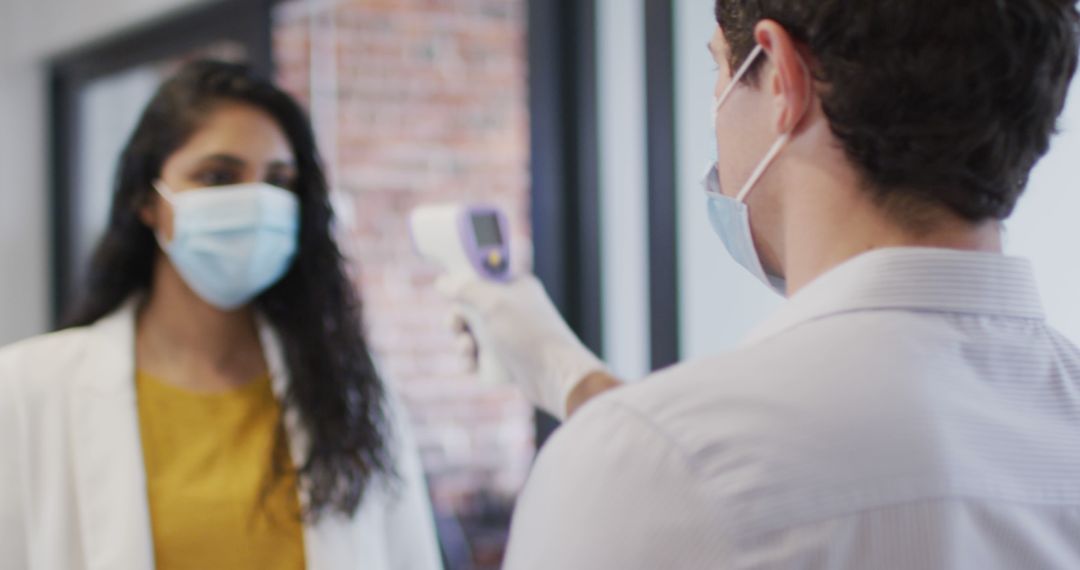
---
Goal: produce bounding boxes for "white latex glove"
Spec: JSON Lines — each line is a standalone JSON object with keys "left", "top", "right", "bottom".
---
{"left": 437, "top": 274, "right": 607, "bottom": 420}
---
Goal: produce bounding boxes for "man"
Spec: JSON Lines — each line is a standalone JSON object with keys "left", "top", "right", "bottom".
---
{"left": 440, "top": 1, "right": 1080, "bottom": 567}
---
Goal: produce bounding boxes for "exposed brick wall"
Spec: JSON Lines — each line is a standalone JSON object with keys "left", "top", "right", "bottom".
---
{"left": 273, "top": 0, "right": 533, "bottom": 563}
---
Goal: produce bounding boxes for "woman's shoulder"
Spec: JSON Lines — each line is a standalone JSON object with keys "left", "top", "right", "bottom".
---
{"left": 0, "top": 301, "right": 135, "bottom": 377}
{"left": 0, "top": 315, "right": 127, "bottom": 403}
{"left": 0, "top": 325, "right": 97, "bottom": 369}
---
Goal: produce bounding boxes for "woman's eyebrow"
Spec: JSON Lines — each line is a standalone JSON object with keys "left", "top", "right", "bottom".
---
{"left": 267, "top": 159, "right": 297, "bottom": 169}
{"left": 197, "top": 153, "right": 247, "bottom": 167}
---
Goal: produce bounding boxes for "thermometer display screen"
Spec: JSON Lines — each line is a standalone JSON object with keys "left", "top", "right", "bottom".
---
{"left": 471, "top": 212, "right": 504, "bottom": 247}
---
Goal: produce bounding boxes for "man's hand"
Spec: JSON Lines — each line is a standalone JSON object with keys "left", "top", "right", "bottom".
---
{"left": 437, "top": 274, "right": 621, "bottom": 419}
{"left": 566, "top": 371, "right": 623, "bottom": 417}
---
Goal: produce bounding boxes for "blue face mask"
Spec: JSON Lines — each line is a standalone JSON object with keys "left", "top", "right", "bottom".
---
{"left": 705, "top": 44, "right": 800, "bottom": 297}
{"left": 154, "top": 181, "right": 300, "bottom": 310}
{"left": 703, "top": 165, "right": 787, "bottom": 295}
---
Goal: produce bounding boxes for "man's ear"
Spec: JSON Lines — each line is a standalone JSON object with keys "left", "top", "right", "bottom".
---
{"left": 754, "top": 20, "right": 813, "bottom": 135}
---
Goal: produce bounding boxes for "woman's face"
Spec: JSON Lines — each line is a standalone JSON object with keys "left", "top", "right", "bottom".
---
{"left": 141, "top": 101, "right": 298, "bottom": 241}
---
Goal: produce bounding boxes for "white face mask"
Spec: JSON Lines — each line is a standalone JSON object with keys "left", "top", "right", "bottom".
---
{"left": 704, "top": 44, "right": 803, "bottom": 296}
{"left": 154, "top": 181, "right": 300, "bottom": 310}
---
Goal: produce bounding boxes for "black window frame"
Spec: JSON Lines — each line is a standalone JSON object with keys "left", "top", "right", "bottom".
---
{"left": 644, "top": 0, "right": 681, "bottom": 370}
{"left": 527, "top": 0, "right": 603, "bottom": 443}
{"left": 525, "top": 0, "right": 684, "bottom": 444}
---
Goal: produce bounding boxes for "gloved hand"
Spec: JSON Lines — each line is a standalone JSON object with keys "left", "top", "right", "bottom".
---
{"left": 437, "top": 274, "right": 607, "bottom": 420}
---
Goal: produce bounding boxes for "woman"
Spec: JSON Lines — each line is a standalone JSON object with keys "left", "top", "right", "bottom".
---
{"left": 0, "top": 61, "right": 443, "bottom": 570}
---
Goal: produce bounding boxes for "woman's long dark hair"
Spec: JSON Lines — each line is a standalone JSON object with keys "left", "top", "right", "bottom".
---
{"left": 69, "top": 60, "right": 392, "bottom": 520}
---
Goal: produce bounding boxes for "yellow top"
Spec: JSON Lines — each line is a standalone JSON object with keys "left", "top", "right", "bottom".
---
{"left": 136, "top": 371, "right": 306, "bottom": 570}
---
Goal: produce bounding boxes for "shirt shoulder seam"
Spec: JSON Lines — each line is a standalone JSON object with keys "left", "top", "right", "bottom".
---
{"left": 593, "top": 396, "right": 711, "bottom": 479}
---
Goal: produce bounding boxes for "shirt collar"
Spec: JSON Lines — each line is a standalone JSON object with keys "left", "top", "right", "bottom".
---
{"left": 743, "top": 247, "right": 1045, "bottom": 346}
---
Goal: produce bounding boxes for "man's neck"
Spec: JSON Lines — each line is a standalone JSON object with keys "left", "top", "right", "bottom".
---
{"left": 781, "top": 178, "right": 1004, "bottom": 296}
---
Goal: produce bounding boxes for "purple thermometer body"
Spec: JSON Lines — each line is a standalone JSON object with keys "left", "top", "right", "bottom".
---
{"left": 457, "top": 206, "right": 512, "bottom": 282}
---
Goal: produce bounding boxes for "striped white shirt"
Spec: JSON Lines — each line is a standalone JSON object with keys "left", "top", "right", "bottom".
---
{"left": 504, "top": 247, "right": 1080, "bottom": 569}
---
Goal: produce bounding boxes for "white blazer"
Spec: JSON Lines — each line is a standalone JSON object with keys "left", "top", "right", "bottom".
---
{"left": 0, "top": 301, "right": 444, "bottom": 570}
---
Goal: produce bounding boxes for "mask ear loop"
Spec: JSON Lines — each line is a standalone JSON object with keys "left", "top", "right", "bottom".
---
{"left": 714, "top": 44, "right": 766, "bottom": 116}
{"left": 153, "top": 181, "right": 178, "bottom": 204}
{"left": 150, "top": 181, "right": 178, "bottom": 247}
{"left": 708, "top": 45, "right": 764, "bottom": 200}
{"left": 733, "top": 50, "right": 814, "bottom": 204}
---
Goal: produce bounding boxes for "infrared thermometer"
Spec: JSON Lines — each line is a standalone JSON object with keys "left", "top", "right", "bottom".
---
{"left": 410, "top": 204, "right": 512, "bottom": 385}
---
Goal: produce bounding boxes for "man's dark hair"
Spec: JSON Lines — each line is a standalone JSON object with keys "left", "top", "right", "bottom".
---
{"left": 716, "top": 0, "right": 1080, "bottom": 227}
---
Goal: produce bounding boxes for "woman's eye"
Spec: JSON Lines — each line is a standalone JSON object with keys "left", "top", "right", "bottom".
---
{"left": 267, "top": 174, "right": 295, "bottom": 189}
{"left": 194, "top": 170, "right": 237, "bottom": 187}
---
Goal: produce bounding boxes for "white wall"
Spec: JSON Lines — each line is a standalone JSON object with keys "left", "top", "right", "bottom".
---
{"left": 596, "top": 0, "right": 772, "bottom": 371}
{"left": 0, "top": 0, "right": 215, "bottom": 345}
{"left": 597, "top": 0, "right": 650, "bottom": 379}
{"left": 1006, "top": 77, "right": 1080, "bottom": 343}
{"left": 74, "top": 66, "right": 165, "bottom": 290}
{"left": 673, "top": 0, "right": 781, "bottom": 360}
{"left": 0, "top": 63, "right": 50, "bottom": 346}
